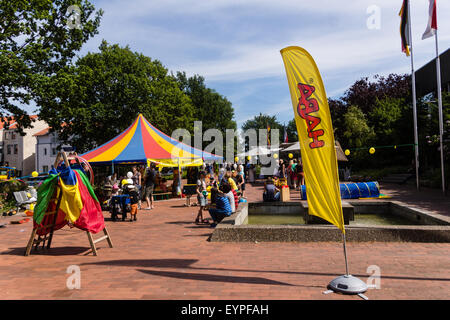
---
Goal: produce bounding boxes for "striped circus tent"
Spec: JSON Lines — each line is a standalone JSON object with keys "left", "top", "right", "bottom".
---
{"left": 81, "top": 114, "right": 222, "bottom": 164}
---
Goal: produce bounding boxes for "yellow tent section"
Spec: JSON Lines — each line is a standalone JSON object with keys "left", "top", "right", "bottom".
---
{"left": 147, "top": 157, "right": 203, "bottom": 169}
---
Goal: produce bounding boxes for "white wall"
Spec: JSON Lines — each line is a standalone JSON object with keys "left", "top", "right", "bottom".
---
{"left": 3, "top": 120, "right": 48, "bottom": 175}
{"left": 35, "top": 132, "right": 73, "bottom": 172}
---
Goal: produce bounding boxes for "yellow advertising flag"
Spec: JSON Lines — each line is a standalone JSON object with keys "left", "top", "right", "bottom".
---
{"left": 280, "top": 46, "right": 345, "bottom": 233}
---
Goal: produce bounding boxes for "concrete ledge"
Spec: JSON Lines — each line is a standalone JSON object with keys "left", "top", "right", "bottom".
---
{"left": 210, "top": 200, "right": 450, "bottom": 243}
{"left": 210, "top": 224, "right": 450, "bottom": 242}
{"left": 220, "top": 202, "right": 248, "bottom": 226}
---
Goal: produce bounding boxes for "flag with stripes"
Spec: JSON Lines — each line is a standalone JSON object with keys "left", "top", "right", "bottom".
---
{"left": 399, "top": 0, "right": 410, "bottom": 56}
{"left": 422, "top": 0, "right": 437, "bottom": 40}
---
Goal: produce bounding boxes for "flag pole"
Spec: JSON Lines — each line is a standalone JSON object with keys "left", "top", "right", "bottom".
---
{"left": 408, "top": 0, "right": 420, "bottom": 190}
{"left": 342, "top": 233, "right": 349, "bottom": 276}
{"left": 434, "top": 30, "right": 445, "bottom": 195}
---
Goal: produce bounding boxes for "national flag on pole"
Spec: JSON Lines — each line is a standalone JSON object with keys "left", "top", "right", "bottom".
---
{"left": 283, "top": 126, "right": 288, "bottom": 143}
{"left": 399, "top": 0, "right": 411, "bottom": 56}
{"left": 280, "top": 46, "right": 345, "bottom": 233}
{"left": 267, "top": 124, "right": 271, "bottom": 146}
{"left": 422, "top": 0, "right": 437, "bottom": 40}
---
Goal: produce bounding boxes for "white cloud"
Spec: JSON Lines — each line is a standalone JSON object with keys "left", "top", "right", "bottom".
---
{"left": 83, "top": 0, "right": 450, "bottom": 126}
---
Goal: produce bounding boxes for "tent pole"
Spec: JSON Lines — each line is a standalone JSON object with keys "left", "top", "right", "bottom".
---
{"left": 178, "top": 158, "right": 182, "bottom": 198}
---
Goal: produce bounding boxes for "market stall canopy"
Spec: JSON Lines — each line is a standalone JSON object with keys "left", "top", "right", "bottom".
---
{"left": 81, "top": 114, "right": 223, "bottom": 164}
{"left": 281, "top": 141, "right": 348, "bottom": 162}
{"left": 237, "top": 146, "right": 282, "bottom": 157}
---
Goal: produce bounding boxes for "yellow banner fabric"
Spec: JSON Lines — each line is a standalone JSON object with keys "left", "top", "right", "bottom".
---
{"left": 280, "top": 46, "right": 345, "bottom": 233}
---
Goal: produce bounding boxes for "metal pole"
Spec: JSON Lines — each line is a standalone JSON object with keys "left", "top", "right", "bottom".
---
{"left": 408, "top": 0, "right": 420, "bottom": 190}
{"left": 178, "top": 158, "right": 182, "bottom": 199}
{"left": 435, "top": 31, "right": 445, "bottom": 195}
{"left": 342, "top": 233, "right": 349, "bottom": 276}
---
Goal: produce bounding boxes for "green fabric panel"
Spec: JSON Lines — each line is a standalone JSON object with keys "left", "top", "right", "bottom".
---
{"left": 34, "top": 174, "right": 59, "bottom": 224}
{"left": 74, "top": 169, "right": 99, "bottom": 203}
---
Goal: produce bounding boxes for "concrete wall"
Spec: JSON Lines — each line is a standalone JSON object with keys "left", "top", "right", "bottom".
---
{"left": 210, "top": 200, "right": 450, "bottom": 243}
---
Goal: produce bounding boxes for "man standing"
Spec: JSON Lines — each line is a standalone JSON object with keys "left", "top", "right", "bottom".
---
{"left": 131, "top": 166, "right": 142, "bottom": 209}
{"left": 144, "top": 163, "right": 156, "bottom": 210}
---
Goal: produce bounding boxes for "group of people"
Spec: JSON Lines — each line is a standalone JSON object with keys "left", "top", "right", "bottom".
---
{"left": 272, "top": 158, "right": 304, "bottom": 189}
{"left": 262, "top": 158, "right": 304, "bottom": 202}
{"left": 194, "top": 164, "right": 246, "bottom": 228}
{"left": 104, "top": 164, "right": 159, "bottom": 222}
{"left": 101, "top": 157, "right": 301, "bottom": 225}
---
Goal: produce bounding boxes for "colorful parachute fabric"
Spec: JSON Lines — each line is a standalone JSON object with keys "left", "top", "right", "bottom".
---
{"left": 33, "top": 166, "right": 104, "bottom": 235}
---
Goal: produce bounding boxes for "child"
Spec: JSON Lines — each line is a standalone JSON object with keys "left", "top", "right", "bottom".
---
{"left": 195, "top": 171, "right": 208, "bottom": 224}
{"left": 123, "top": 180, "right": 139, "bottom": 222}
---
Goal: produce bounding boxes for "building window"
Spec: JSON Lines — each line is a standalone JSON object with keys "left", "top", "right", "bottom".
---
{"left": 11, "top": 132, "right": 16, "bottom": 140}
{"left": 52, "top": 148, "right": 56, "bottom": 156}
{"left": 7, "top": 145, "right": 11, "bottom": 155}
{"left": 42, "top": 166, "right": 48, "bottom": 172}
{"left": 44, "top": 148, "right": 47, "bottom": 155}
{"left": 13, "top": 144, "right": 18, "bottom": 154}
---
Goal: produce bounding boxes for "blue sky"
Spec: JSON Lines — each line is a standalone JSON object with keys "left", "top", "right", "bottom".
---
{"left": 79, "top": 0, "right": 450, "bottom": 128}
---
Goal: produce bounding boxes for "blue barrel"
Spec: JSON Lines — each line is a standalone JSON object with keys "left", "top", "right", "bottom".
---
{"left": 300, "top": 182, "right": 379, "bottom": 200}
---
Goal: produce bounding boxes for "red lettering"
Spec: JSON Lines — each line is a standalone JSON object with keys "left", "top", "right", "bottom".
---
{"left": 297, "top": 83, "right": 324, "bottom": 148}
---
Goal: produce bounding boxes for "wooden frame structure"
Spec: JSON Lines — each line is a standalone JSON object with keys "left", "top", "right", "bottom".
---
{"left": 24, "top": 151, "right": 113, "bottom": 256}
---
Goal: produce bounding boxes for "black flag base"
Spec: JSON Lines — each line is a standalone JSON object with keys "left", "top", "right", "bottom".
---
{"left": 324, "top": 275, "right": 369, "bottom": 300}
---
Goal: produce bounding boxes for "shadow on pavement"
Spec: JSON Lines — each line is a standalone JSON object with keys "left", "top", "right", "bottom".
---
{"left": 2, "top": 246, "right": 95, "bottom": 256}
{"left": 82, "top": 258, "right": 450, "bottom": 282}
{"left": 136, "top": 269, "right": 294, "bottom": 286}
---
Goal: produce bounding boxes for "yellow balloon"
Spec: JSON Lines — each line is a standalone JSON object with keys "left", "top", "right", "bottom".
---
{"left": 273, "top": 153, "right": 278, "bottom": 159}
{"left": 344, "top": 149, "right": 350, "bottom": 156}
{"left": 369, "top": 147, "right": 375, "bottom": 154}
{"left": 394, "top": 145, "right": 397, "bottom": 149}
{"left": 247, "top": 156, "right": 251, "bottom": 161}
{"left": 31, "top": 171, "right": 39, "bottom": 177}
{"left": 234, "top": 156, "right": 239, "bottom": 162}
{"left": 288, "top": 153, "right": 293, "bottom": 159}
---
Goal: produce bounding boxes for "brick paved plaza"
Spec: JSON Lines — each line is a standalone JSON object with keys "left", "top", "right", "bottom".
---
{"left": 0, "top": 182, "right": 449, "bottom": 300}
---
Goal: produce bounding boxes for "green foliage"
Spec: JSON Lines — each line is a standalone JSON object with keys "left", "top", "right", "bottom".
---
{"left": 176, "top": 72, "right": 236, "bottom": 134}
{"left": 37, "top": 42, "right": 195, "bottom": 152}
{"left": 342, "top": 106, "right": 375, "bottom": 148}
{"left": 0, "top": 0, "right": 102, "bottom": 129}
{"left": 286, "top": 119, "right": 298, "bottom": 142}
{"left": 241, "top": 113, "right": 285, "bottom": 151}
{"left": 350, "top": 165, "right": 411, "bottom": 182}
{"left": 0, "top": 179, "right": 27, "bottom": 210}
{"left": 368, "top": 97, "right": 405, "bottom": 139}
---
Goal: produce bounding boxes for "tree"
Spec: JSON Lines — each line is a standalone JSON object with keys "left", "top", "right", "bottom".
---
{"left": 241, "top": 113, "right": 283, "bottom": 147}
{"left": 175, "top": 72, "right": 236, "bottom": 134}
{"left": 342, "top": 105, "right": 375, "bottom": 149}
{"left": 0, "top": 0, "right": 102, "bottom": 129}
{"left": 342, "top": 74, "right": 411, "bottom": 115}
{"left": 328, "top": 98, "right": 348, "bottom": 143}
{"left": 37, "top": 42, "right": 195, "bottom": 152}
{"left": 369, "top": 97, "right": 406, "bottom": 142}
{"left": 285, "top": 119, "right": 298, "bottom": 143}
{"left": 419, "top": 91, "right": 450, "bottom": 175}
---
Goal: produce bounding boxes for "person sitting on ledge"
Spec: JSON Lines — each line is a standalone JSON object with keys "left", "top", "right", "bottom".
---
{"left": 263, "top": 177, "right": 280, "bottom": 202}
{"left": 208, "top": 184, "right": 233, "bottom": 228}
